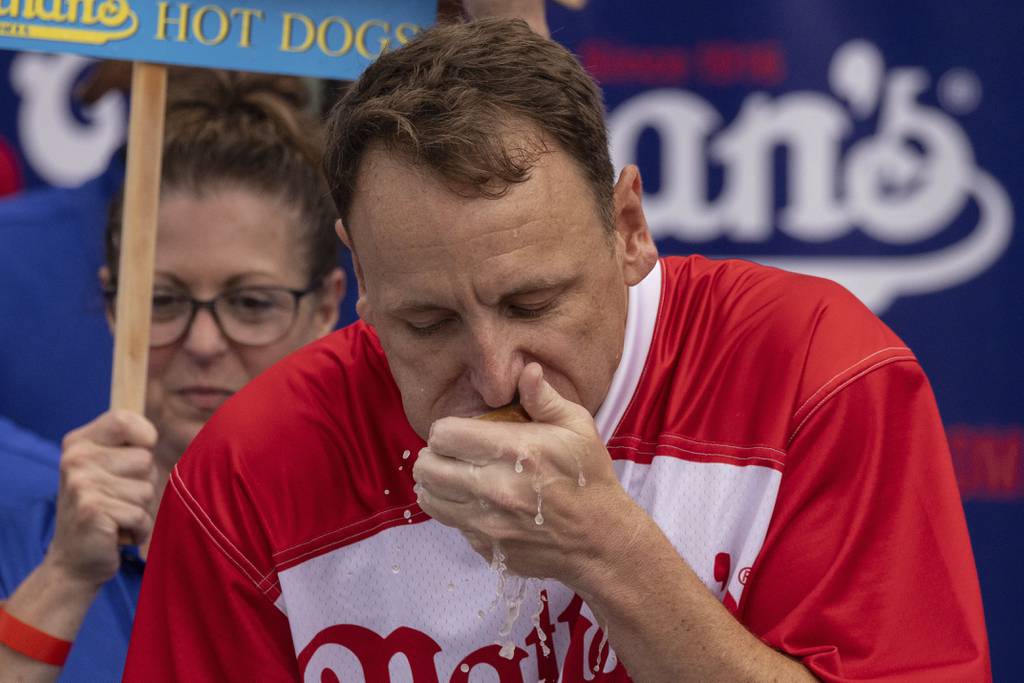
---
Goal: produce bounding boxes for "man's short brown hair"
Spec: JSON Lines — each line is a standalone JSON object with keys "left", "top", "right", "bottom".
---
{"left": 323, "top": 18, "right": 615, "bottom": 239}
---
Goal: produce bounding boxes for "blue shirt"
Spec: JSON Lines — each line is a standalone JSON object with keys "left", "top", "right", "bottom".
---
{"left": 0, "top": 157, "right": 123, "bottom": 443}
{"left": 0, "top": 416, "right": 143, "bottom": 682}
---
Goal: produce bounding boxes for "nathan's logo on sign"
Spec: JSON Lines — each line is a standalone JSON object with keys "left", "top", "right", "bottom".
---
{"left": 609, "top": 40, "right": 1013, "bottom": 313}
{"left": 0, "top": 0, "right": 138, "bottom": 45}
{"left": 0, "top": 0, "right": 435, "bottom": 80}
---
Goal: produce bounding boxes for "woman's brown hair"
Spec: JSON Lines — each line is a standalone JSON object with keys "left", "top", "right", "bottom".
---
{"left": 106, "top": 69, "right": 338, "bottom": 284}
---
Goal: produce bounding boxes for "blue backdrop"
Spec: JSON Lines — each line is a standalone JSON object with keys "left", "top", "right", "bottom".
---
{"left": 1, "top": 0, "right": 1020, "bottom": 678}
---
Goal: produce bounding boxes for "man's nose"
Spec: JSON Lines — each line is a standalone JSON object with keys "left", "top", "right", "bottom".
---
{"left": 467, "top": 324, "right": 524, "bottom": 409}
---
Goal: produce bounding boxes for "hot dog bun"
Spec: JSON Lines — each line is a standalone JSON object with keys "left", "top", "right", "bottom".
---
{"left": 476, "top": 403, "right": 531, "bottom": 423}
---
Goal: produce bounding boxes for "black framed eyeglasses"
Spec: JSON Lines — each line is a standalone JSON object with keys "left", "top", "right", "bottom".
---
{"left": 104, "top": 282, "right": 322, "bottom": 348}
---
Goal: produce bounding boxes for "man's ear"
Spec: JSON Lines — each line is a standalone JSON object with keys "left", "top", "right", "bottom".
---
{"left": 336, "top": 219, "right": 371, "bottom": 322}
{"left": 612, "top": 164, "right": 659, "bottom": 286}
{"left": 98, "top": 265, "right": 115, "bottom": 332}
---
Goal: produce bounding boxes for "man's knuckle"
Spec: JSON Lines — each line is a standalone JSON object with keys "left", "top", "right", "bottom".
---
{"left": 428, "top": 419, "right": 447, "bottom": 441}
{"left": 492, "top": 488, "right": 519, "bottom": 512}
{"left": 500, "top": 442, "right": 522, "bottom": 462}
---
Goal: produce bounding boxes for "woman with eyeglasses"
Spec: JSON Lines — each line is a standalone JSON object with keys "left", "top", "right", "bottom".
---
{"left": 0, "top": 69, "right": 344, "bottom": 681}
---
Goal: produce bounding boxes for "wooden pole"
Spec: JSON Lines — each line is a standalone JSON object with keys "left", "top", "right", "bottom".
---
{"left": 110, "top": 62, "right": 167, "bottom": 544}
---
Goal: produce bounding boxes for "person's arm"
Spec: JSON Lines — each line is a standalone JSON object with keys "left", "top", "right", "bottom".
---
{"left": 0, "top": 411, "right": 158, "bottom": 682}
{"left": 415, "top": 360, "right": 989, "bottom": 680}
{"left": 739, "top": 360, "right": 990, "bottom": 680}
{"left": 564, "top": 496, "right": 817, "bottom": 681}
{"left": 415, "top": 363, "right": 816, "bottom": 681}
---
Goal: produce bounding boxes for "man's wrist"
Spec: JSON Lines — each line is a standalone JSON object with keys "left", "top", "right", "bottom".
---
{"left": 567, "top": 492, "right": 660, "bottom": 610}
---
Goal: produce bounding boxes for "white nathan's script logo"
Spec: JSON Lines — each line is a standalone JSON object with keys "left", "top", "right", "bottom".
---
{"left": 11, "top": 53, "right": 126, "bottom": 188}
{"left": 609, "top": 40, "right": 1013, "bottom": 313}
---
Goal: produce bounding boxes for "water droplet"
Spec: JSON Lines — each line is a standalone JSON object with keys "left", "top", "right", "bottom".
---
{"left": 403, "top": 509, "right": 412, "bottom": 520}
{"left": 594, "top": 664, "right": 600, "bottom": 673}
{"left": 447, "top": 582, "right": 455, "bottom": 592}
{"left": 596, "top": 624, "right": 611, "bottom": 671}
{"left": 398, "top": 465, "right": 404, "bottom": 471}
{"left": 578, "top": 472, "right": 587, "bottom": 487}
{"left": 384, "top": 489, "right": 390, "bottom": 495}
{"left": 531, "top": 588, "right": 550, "bottom": 657}
{"left": 514, "top": 460, "right": 524, "bottom": 473}
{"left": 459, "top": 663, "right": 470, "bottom": 673}
{"left": 391, "top": 564, "right": 400, "bottom": 573}
{"left": 401, "top": 449, "right": 411, "bottom": 460}
{"left": 477, "top": 609, "right": 486, "bottom": 620}
{"left": 479, "top": 498, "right": 489, "bottom": 509}
{"left": 534, "top": 513, "right": 544, "bottom": 525}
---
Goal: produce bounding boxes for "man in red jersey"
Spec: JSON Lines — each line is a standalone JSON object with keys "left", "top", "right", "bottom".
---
{"left": 125, "top": 19, "right": 989, "bottom": 682}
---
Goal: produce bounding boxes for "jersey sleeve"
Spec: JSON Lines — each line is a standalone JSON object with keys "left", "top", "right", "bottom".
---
{"left": 123, "top": 467, "right": 298, "bottom": 681}
{"left": 738, "top": 360, "right": 990, "bottom": 681}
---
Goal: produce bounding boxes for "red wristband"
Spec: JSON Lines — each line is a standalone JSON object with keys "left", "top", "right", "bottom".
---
{"left": 0, "top": 606, "right": 72, "bottom": 666}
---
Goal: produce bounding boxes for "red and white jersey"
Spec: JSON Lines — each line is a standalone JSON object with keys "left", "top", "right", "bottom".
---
{"left": 125, "top": 256, "right": 990, "bottom": 682}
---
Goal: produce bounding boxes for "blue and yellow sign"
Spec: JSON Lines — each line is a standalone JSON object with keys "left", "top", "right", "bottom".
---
{"left": 0, "top": 0, "right": 435, "bottom": 79}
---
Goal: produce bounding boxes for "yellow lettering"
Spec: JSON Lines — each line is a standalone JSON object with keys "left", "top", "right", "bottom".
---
{"left": 316, "top": 16, "right": 351, "bottom": 57}
{"left": 73, "top": 0, "right": 101, "bottom": 25}
{"left": 355, "top": 19, "right": 389, "bottom": 59}
{"left": 280, "top": 11, "right": 313, "bottom": 52}
{"left": 191, "top": 4, "right": 227, "bottom": 46}
{"left": 0, "top": 0, "right": 20, "bottom": 20}
{"left": 95, "top": 0, "right": 129, "bottom": 27}
{"left": 64, "top": 0, "right": 83, "bottom": 22}
{"left": 230, "top": 6, "right": 261, "bottom": 48}
{"left": 25, "top": 0, "right": 66, "bottom": 21}
{"left": 394, "top": 22, "right": 419, "bottom": 46}
{"left": 156, "top": 1, "right": 188, "bottom": 41}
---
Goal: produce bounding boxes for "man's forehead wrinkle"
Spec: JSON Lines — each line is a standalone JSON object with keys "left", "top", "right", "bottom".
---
{"left": 368, "top": 190, "right": 565, "bottom": 264}
{"left": 356, "top": 140, "right": 580, "bottom": 244}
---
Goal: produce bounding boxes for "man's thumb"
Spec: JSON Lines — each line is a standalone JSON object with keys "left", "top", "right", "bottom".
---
{"left": 518, "top": 363, "right": 582, "bottom": 428}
